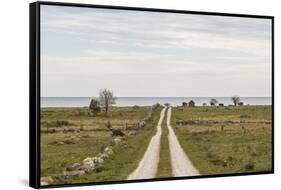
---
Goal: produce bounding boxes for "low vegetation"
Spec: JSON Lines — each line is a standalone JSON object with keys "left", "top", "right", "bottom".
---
{"left": 41, "top": 106, "right": 162, "bottom": 184}
{"left": 171, "top": 105, "right": 272, "bottom": 175}
{"left": 156, "top": 112, "right": 172, "bottom": 178}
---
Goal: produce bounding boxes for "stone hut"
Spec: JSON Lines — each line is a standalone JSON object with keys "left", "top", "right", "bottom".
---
{"left": 89, "top": 98, "right": 101, "bottom": 114}
{"left": 188, "top": 100, "right": 195, "bottom": 107}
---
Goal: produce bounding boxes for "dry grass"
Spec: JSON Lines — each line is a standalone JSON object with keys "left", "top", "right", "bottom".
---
{"left": 40, "top": 106, "right": 162, "bottom": 184}
{"left": 171, "top": 105, "right": 272, "bottom": 175}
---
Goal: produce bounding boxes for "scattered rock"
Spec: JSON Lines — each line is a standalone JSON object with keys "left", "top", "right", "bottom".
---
{"left": 72, "top": 163, "right": 81, "bottom": 170}
{"left": 92, "top": 156, "right": 104, "bottom": 164}
{"left": 82, "top": 157, "right": 95, "bottom": 172}
{"left": 126, "top": 103, "right": 160, "bottom": 131}
{"left": 77, "top": 165, "right": 94, "bottom": 172}
{"left": 111, "top": 137, "right": 121, "bottom": 146}
{"left": 41, "top": 181, "right": 49, "bottom": 186}
{"left": 104, "top": 147, "right": 113, "bottom": 154}
{"left": 128, "top": 131, "right": 137, "bottom": 136}
{"left": 47, "top": 128, "right": 57, "bottom": 133}
{"left": 57, "top": 141, "right": 65, "bottom": 145}
{"left": 40, "top": 176, "right": 53, "bottom": 186}
{"left": 63, "top": 128, "right": 76, "bottom": 133}
{"left": 58, "top": 170, "right": 85, "bottom": 179}
{"left": 82, "top": 134, "right": 89, "bottom": 138}
{"left": 63, "top": 139, "right": 76, "bottom": 144}
{"left": 98, "top": 153, "right": 109, "bottom": 159}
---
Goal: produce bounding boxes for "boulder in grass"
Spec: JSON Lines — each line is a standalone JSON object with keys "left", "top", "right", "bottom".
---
{"left": 57, "top": 141, "right": 65, "bottom": 145}
{"left": 77, "top": 165, "right": 94, "bottom": 172}
{"left": 72, "top": 163, "right": 81, "bottom": 170}
{"left": 111, "top": 137, "right": 121, "bottom": 146}
{"left": 83, "top": 158, "right": 95, "bottom": 167}
{"left": 58, "top": 170, "right": 85, "bottom": 179}
{"left": 41, "top": 181, "right": 48, "bottom": 186}
{"left": 104, "top": 147, "right": 113, "bottom": 154}
{"left": 92, "top": 156, "right": 104, "bottom": 164}
{"left": 41, "top": 176, "right": 53, "bottom": 186}
{"left": 98, "top": 153, "right": 109, "bottom": 159}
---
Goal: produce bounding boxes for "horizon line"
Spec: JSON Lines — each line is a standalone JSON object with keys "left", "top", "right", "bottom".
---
{"left": 41, "top": 96, "right": 272, "bottom": 98}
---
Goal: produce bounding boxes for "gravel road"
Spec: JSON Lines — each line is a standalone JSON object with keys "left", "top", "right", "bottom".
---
{"left": 127, "top": 107, "right": 167, "bottom": 180}
{"left": 167, "top": 107, "right": 200, "bottom": 177}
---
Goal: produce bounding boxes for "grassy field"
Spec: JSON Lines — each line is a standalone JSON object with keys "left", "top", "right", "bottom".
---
{"left": 171, "top": 105, "right": 272, "bottom": 175}
{"left": 40, "top": 106, "right": 162, "bottom": 184}
{"left": 156, "top": 112, "right": 173, "bottom": 178}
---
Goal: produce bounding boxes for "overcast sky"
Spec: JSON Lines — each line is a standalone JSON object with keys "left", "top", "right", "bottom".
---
{"left": 41, "top": 5, "right": 272, "bottom": 97}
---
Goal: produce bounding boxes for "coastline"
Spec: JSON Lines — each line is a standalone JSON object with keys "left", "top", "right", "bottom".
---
{"left": 41, "top": 97, "right": 272, "bottom": 108}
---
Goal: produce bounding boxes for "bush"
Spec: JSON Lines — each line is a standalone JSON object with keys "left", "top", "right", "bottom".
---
{"left": 243, "top": 161, "right": 255, "bottom": 170}
{"left": 95, "top": 165, "right": 105, "bottom": 173}
{"left": 105, "top": 121, "right": 112, "bottom": 130}
{"left": 240, "top": 114, "right": 251, "bottom": 119}
{"left": 111, "top": 129, "right": 125, "bottom": 137}
{"left": 56, "top": 120, "right": 70, "bottom": 127}
{"left": 133, "top": 105, "right": 140, "bottom": 109}
{"left": 206, "top": 152, "right": 217, "bottom": 159}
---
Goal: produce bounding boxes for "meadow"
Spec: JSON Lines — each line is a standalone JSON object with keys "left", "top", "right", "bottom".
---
{"left": 40, "top": 106, "right": 162, "bottom": 184}
{"left": 40, "top": 104, "right": 272, "bottom": 185}
{"left": 171, "top": 105, "right": 272, "bottom": 175}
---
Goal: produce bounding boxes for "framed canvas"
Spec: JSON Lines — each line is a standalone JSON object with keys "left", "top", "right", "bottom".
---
{"left": 29, "top": 1, "right": 274, "bottom": 188}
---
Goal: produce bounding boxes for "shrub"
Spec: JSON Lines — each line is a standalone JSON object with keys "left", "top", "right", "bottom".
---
{"left": 133, "top": 105, "right": 140, "bottom": 109}
{"left": 105, "top": 121, "right": 112, "bottom": 130}
{"left": 206, "top": 152, "right": 217, "bottom": 159}
{"left": 244, "top": 161, "right": 255, "bottom": 170}
{"left": 95, "top": 165, "right": 105, "bottom": 173}
{"left": 111, "top": 129, "right": 125, "bottom": 137}
{"left": 240, "top": 114, "right": 251, "bottom": 119}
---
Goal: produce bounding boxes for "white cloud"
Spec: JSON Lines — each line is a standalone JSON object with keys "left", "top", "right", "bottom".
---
{"left": 40, "top": 5, "right": 272, "bottom": 97}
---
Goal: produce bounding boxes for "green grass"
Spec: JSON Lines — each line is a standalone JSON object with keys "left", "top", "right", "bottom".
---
{"left": 41, "top": 106, "right": 149, "bottom": 129}
{"left": 156, "top": 111, "right": 173, "bottom": 178}
{"left": 171, "top": 106, "right": 272, "bottom": 175}
{"left": 41, "top": 131, "right": 111, "bottom": 176}
{"left": 174, "top": 105, "right": 272, "bottom": 121}
{"left": 41, "top": 106, "right": 162, "bottom": 185}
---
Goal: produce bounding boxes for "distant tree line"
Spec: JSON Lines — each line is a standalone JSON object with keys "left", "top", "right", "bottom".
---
{"left": 182, "top": 95, "right": 244, "bottom": 107}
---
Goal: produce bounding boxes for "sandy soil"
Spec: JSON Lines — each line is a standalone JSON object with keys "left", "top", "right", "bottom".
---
{"left": 167, "top": 107, "right": 200, "bottom": 177}
{"left": 127, "top": 107, "right": 167, "bottom": 180}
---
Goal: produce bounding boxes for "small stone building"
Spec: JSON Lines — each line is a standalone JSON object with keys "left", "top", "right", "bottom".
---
{"left": 188, "top": 100, "right": 195, "bottom": 107}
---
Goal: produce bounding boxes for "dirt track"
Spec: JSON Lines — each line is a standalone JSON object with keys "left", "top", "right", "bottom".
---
{"left": 167, "top": 107, "right": 200, "bottom": 177}
{"left": 128, "top": 106, "right": 199, "bottom": 179}
{"left": 127, "top": 107, "right": 167, "bottom": 180}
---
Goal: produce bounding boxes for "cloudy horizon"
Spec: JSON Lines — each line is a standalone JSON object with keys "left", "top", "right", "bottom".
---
{"left": 40, "top": 5, "right": 272, "bottom": 98}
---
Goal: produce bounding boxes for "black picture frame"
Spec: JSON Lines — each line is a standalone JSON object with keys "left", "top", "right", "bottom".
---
{"left": 30, "top": 1, "right": 274, "bottom": 189}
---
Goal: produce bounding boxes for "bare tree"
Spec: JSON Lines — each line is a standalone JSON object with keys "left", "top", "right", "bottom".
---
{"left": 231, "top": 95, "right": 241, "bottom": 106}
{"left": 98, "top": 89, "right": 117, "bottom": 116}
{"left": 210, "top": 98, "right": 218, "bottom": 106}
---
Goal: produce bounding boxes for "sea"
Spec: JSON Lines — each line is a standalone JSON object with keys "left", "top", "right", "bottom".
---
{"left": 41, "top": 97, "right": 271, "bottom": 108}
